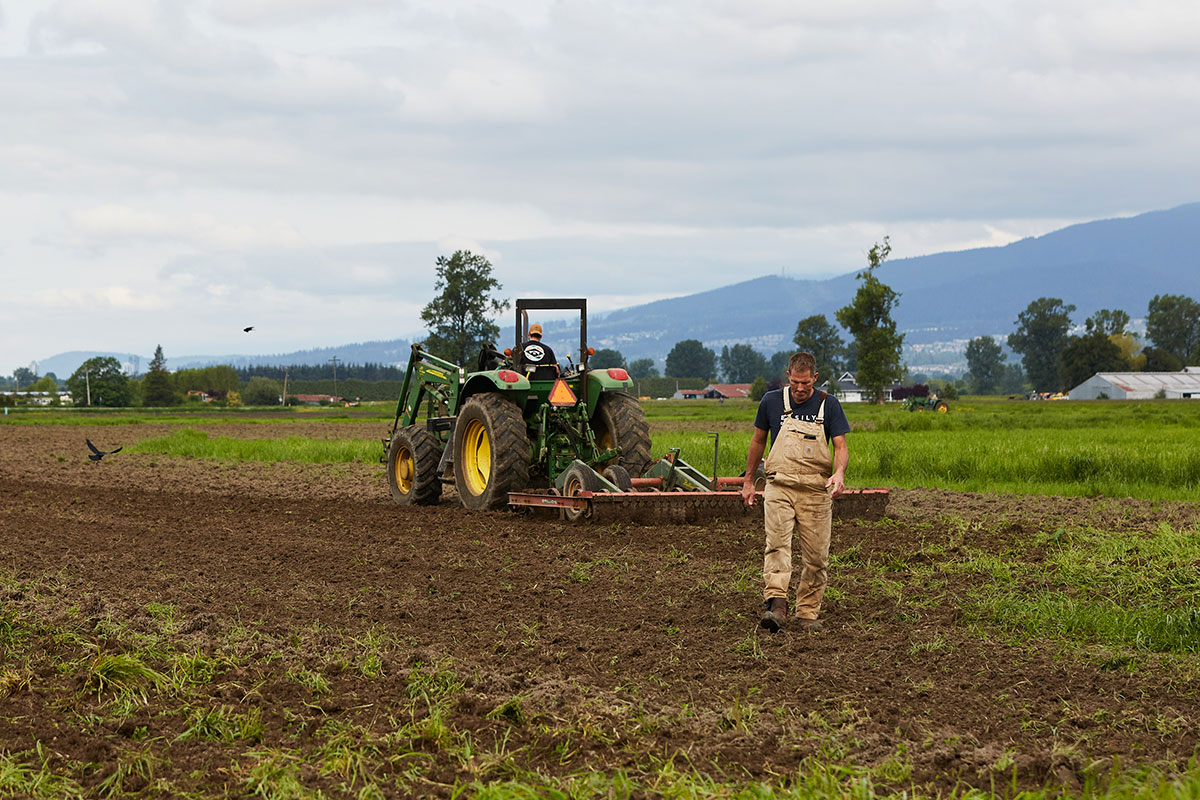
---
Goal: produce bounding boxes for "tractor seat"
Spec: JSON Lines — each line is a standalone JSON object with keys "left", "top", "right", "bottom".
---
{"left": 523, "top": 364, "right": 559, "bottom": 381}
{"left": 476, "top": 342, "right": 507, "bottom": 372}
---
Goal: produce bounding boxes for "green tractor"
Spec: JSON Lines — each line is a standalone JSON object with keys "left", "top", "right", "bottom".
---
{"left": 902, "top": 395, "right": 949, "bottom": 413}
{"left": 384, "top": 298, "right": 652, "bottom": 511}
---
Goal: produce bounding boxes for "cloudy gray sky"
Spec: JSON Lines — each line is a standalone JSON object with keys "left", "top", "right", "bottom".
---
{"left": 4, "top": 0, "right": 1199, "bottom": 372}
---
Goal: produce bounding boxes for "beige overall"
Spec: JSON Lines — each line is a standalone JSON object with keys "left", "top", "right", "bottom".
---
{"left": 762, "top": 390, "right": 833, "bottom": 620}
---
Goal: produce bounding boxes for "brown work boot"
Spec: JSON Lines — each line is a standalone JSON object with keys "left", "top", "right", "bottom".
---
{"left": 794, "top": 616, "right": 823, "bottom": 632}
{"left": 760, "top": 598, "right": 787, "bottom": 633}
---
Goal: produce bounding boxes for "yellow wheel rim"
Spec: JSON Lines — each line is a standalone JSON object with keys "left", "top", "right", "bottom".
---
{"left": 461, "top": 419, "right": 491, "bottom": 496}
{"left": 936, "top": 404, "right": 948, "bottom": 413}
{"left": 394, "top": 445, "right": 414, "bottom": 493}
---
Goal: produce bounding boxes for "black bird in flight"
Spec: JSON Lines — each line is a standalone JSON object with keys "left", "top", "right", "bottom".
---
{"left": 243, "top": 326, "right": 255, "bottom": 332}
{"left": 86, "top": 439, "right": 122, "bottom": 462}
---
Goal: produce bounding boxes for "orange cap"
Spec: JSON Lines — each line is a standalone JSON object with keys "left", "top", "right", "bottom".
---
{"left": 529, "top": 324, "right": 543, "bottom": 336}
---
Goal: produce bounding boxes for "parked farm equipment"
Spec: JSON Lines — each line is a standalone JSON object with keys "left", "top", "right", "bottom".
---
{"left": 903, "top": 395, "right": 949, "bottom": 413}
{"left": 384, "top": 298, "right": 888, "bottom": 523}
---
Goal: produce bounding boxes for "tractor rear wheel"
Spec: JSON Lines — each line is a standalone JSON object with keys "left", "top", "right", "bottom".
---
{"left": 453, "top": 393, "right": 530, "bottom": 511}
{"left": 591, "top": 392, "right": 652, "bottom": 477}
{"left": 934, "top": 401, "right": 949, "bottom": 413}
{"left": 602, "top": 464, "right": 633, "bottom": 491}
{"left": 561, "top": 462, "right": 602, "bottom": 523}
{"left": 387, "top": 426, "right": 443, "bottom": 506}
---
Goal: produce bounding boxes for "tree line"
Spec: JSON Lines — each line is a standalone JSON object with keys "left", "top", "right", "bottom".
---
{"left": 13, "top": 248, "right": 1194, "bottom": 408}
{"left": 977, "top": 294, "right": 1200, "bottom": 394}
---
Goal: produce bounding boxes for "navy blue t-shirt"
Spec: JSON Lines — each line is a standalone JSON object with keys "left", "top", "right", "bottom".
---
{"left": 753, "top": 388, "right": 851, "bottom": 445}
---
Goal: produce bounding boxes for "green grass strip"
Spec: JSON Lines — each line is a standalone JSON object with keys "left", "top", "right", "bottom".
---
{"left": 852, "top": 427, "right": 1200, "bottom": 500}
{"left": 128, "top": 428, "right": 379, "bottom": 463}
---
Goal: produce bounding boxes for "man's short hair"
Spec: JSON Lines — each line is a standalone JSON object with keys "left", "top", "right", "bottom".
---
{"left": 788, "top": 351, "right": 817, "bottom": 376}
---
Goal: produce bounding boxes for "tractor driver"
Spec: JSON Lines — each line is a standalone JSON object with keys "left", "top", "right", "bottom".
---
{"left": 517, "top": 324, "right": 558, "bottom": 377}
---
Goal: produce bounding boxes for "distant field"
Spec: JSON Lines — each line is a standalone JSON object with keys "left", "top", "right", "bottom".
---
{"left": 641, "top": 398, "right": 1200, "bottom": 501}
{"left": 18, "top": 397, "right": 1200, "bottom": 501}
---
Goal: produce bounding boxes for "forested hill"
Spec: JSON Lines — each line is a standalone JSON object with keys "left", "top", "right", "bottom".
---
{"left": 535, "top": 201, "right": 1200, "bottom": 362}
{"left": 34, "top": 202, "right": 1200, "bottom": 377}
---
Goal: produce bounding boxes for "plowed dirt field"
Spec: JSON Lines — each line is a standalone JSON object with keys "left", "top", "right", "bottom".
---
{"left": 2, "top": 418, "right": 1198, "bottom": 797}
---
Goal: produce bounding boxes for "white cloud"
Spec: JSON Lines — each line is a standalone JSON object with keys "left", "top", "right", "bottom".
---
{"left": 68, "top": 204, "right": 308, "bottom": 249}
{"left": 4, "top": 0, "right": 1200, "bottom": 370}
{"left": 207, "top": 0, "right": 393, "bottom": 28}
{"left": 33, "top": 285, "right": 166, "bottom": 310}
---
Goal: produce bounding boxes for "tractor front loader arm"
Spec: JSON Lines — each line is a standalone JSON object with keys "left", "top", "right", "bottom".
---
{"left": 388, "top": 344, "right": 463, "bottom": 444}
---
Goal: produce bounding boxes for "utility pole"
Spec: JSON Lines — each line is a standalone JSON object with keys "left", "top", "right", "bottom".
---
{"left": 85, "top": 369, "right": 91, "bottom": 407}
{"left": 329, "top": 356, "right": 340, "bottom": 400}
{"left": 282, "top": 367, "right": 289, "bottom": 406}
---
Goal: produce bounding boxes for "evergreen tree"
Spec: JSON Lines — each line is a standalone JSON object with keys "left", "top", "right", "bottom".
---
{"left": 141, "top": 345, "right": 178, "bottom": 406}
{"left": 835, "top": 238, "right": 904, "bottom": 403}
{"left": 420, "top": 250, "right": 509, "bottom": 365}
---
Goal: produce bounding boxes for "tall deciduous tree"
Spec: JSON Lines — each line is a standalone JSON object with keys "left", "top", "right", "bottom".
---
{"left": 590, "top": 348, "right": 626, "bottom": 369}
{"left": 719, "top": 344, "right": 768, "bottom": 383}
{"left": 1146, "top": 294, "right": 1200, "bottom": 366}
{"left": 665, "top": 340, "right": 716, "bottom": 379}
{"left": 627, "top": 358, "right": 658, "bottom": 379}
{"left": 768, "top": 351, "right": 792, "bottom": 377}
{"left": 420, "top": 250, "right": 510, "bottom": 366}
{"left": 792, "top": 314, "right": 846, "bottom": 376}
{"left": 174, "top": 366, "right": 240, "bottom": 396}
{"left": 1086, "top": 309, "right": 1130, "bottom": 336}
{"left": 1059, "top": 331, "right": 1127, "bottom": 390}
{"left": 1000, "top": 363, "right": 1027, "bottom": 395}
{"left": 965, "top": 336, "right": 1006, "bottom": 394}
{"left": 242, "top": 376, "right": 283, "bottom": 405}
{"left": 836, "top": 238, "right": 904, "bottom": 403}
{"left": 141, "top": 344, "right": 178, "bottom": 406}
{"left": 66, "top": 357, "right": 132, "bottom": 407}
{"left": 1007, "top": 297, "right": 1076, "bottom": 392}
{"left": 13, "top": 366, "right": 36, "bottom": 388}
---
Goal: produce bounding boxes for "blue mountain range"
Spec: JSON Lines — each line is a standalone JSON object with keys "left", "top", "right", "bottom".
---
{"left": 34, "top": 202, "right": 1200, "bottom": 378}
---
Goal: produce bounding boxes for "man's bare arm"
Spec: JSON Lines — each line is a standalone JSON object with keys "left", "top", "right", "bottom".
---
{"left": 826, "top": 434, "right": 848, "bottom": 497}
{"left": 741, "top": 427, "right": 769, "bottom": 506}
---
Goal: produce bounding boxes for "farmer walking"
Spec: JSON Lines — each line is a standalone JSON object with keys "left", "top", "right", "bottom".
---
{"left": 742, "top": 351, "right": 849, "bottom": 633}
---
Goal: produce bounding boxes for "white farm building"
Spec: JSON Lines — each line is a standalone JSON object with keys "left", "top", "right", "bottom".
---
{"left": 1069, "top": 368, "right": 1200, "bottom": 400}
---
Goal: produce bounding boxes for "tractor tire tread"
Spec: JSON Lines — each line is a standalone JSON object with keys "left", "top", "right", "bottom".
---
{"left": 454, "top": 393, "right": 531, "bottom": 511}
{"left": 388, "top": 426, "right": 443, "bottom": 506}
{"left": 594, "top": 392, "right": 652, "bottom": 477}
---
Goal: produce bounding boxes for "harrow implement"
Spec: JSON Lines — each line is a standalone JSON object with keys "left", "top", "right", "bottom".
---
{"left": 508, "top": 450, "right": 889, "bottom": 524}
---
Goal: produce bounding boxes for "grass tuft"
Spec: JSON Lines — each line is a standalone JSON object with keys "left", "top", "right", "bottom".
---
{"left": 87, "top": 652, "right": 166, "bottom": 703}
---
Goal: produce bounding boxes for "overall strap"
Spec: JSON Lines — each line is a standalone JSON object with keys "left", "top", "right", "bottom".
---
{"left": 816, "top": 391, "right": 827, "bottom": 425}
{"left": 781, "top": 386, "right": 792, "bottom": 416}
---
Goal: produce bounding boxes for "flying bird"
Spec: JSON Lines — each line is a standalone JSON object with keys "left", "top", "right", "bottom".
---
{"left": 243, "top": 326, "right": 254, "bottom": 332}
{"left": 86, "top": 439, "right": 122, "bottom": 462}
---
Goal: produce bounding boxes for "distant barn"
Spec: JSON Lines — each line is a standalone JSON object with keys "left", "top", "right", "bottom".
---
{"left": 1069, "top": 368, "right": 1200, "bottom": 400}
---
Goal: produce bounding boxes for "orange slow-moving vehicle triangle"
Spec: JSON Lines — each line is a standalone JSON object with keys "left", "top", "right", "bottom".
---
{"left": 548, "top": 379, "right": 577, "bottom": 407}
